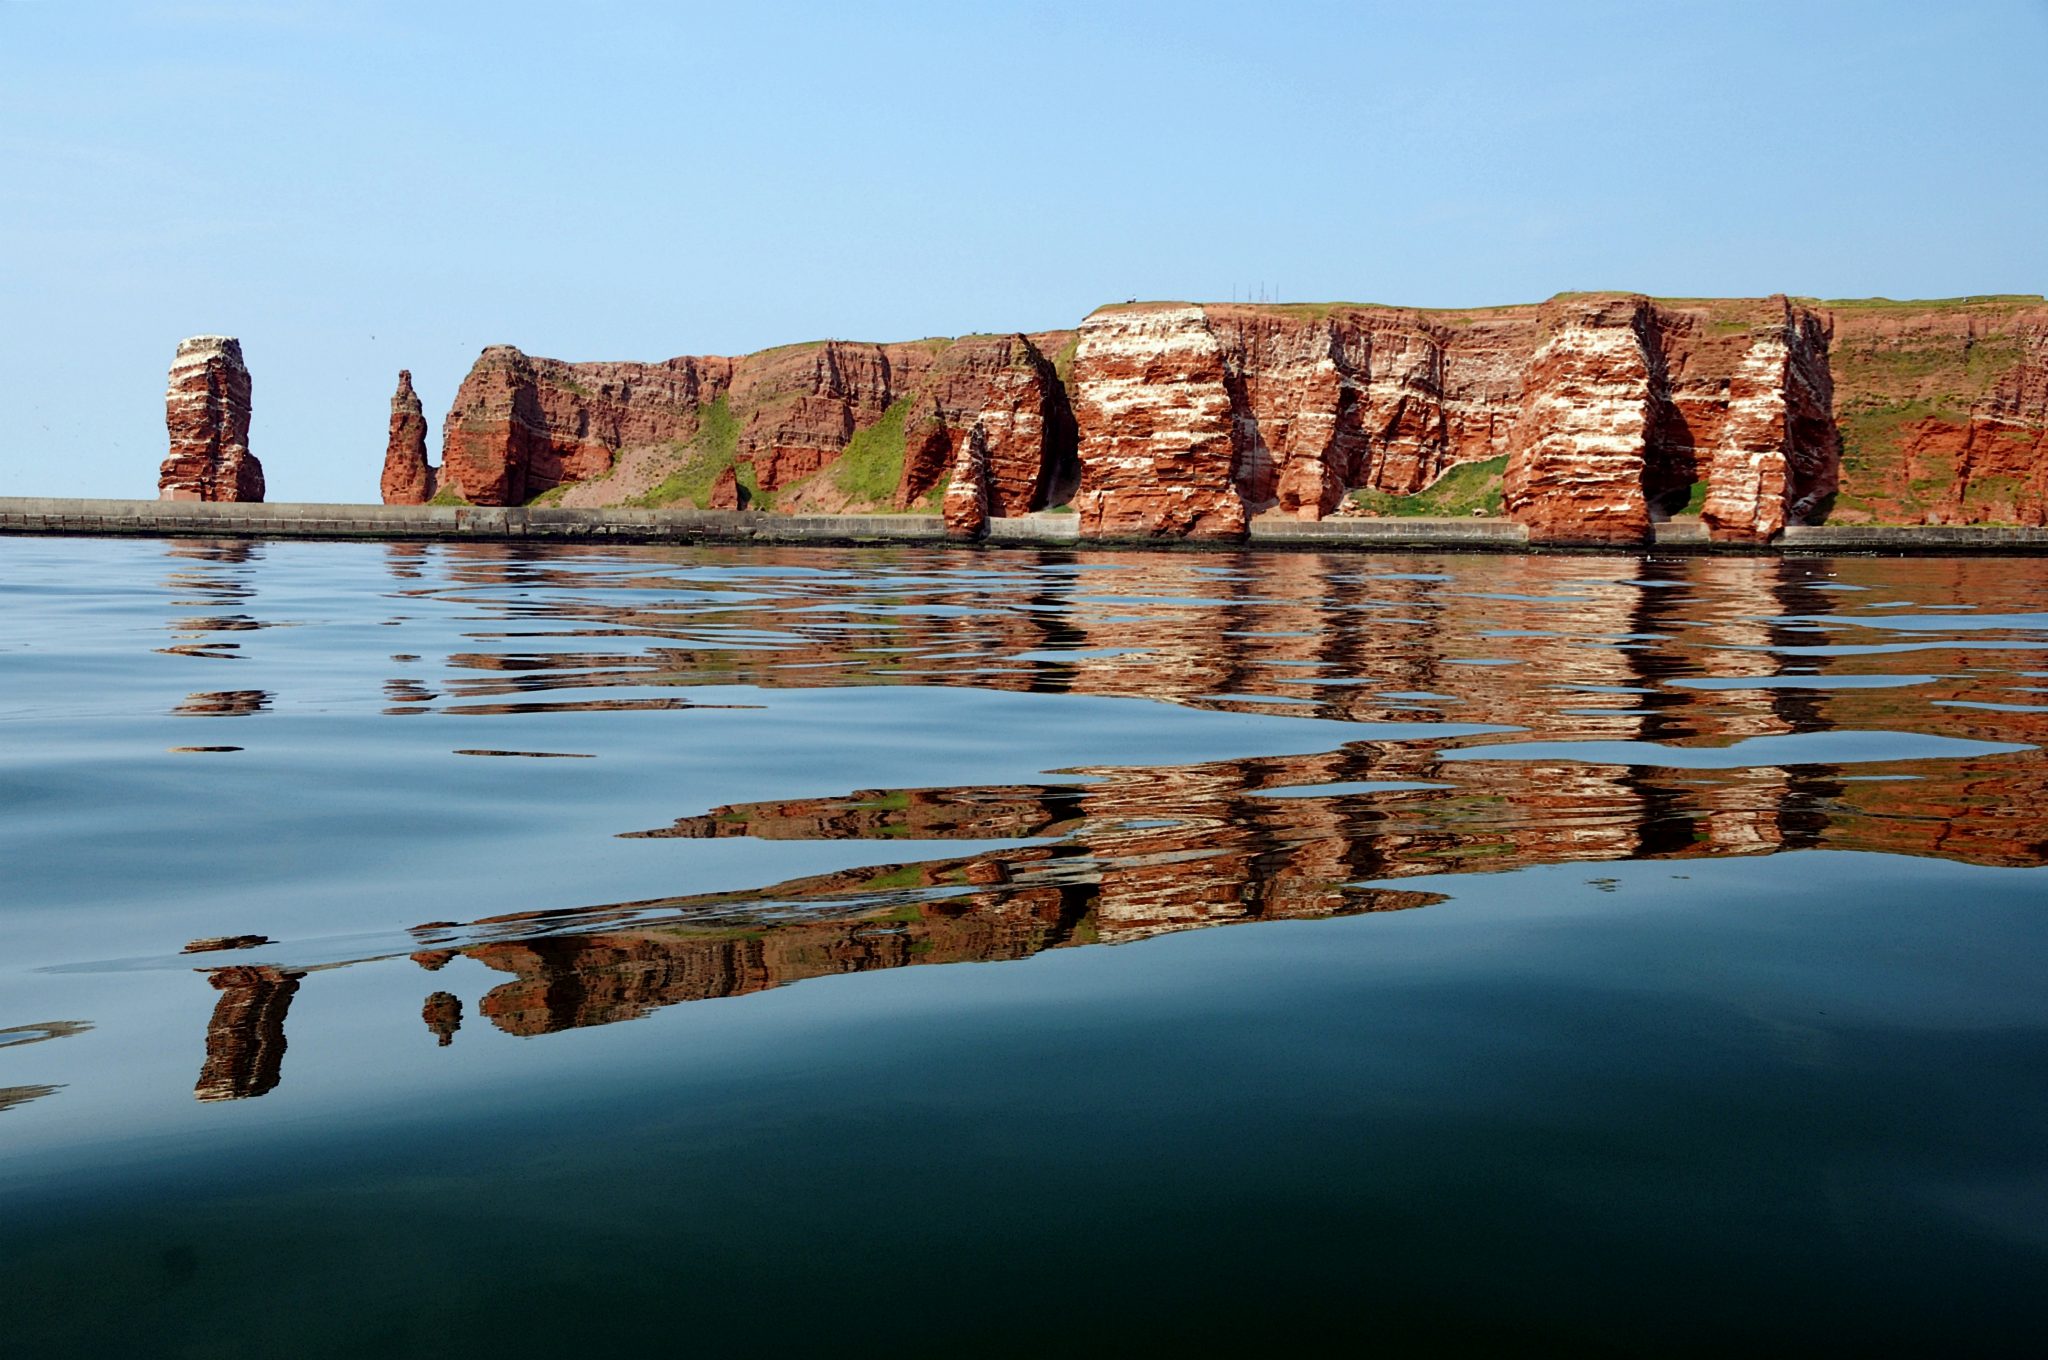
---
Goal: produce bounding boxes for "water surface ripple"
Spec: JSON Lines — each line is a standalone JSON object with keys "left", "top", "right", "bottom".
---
{"left": 3, "top": 538, "right": 2046, "bottom": 1354}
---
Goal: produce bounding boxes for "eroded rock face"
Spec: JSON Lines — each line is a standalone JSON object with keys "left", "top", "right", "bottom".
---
{"left": 414, "top": 291, "right": 2048, "bottom": 537}
{"left": 433, "top": 333, "right": 1075, "bottom": 519}
{"left": 439, "top": 347, "right": 731, "bottom": 505}
{"left": 161, "top": 336, "right": 263, "bottom": 502}
{"left": 1071, "top": 306, "right": 1247, "bottom": 540}
{"left": 1699, "top": 304, "right": 1838, "bottom": 541}
{"left": 942, "top": 423, "right": 991, "bottom": 540}
{"left": 896, "top": 334, "right": 1069, "bottom": 514}
{"left": 1814, "top": 299, "right": 2048, "bottom": 526}
{"left": 1502, "top": 295, "right": 1840, "bottom": 543}
{"left": 1953, "top": 322, "right": 2048, "bottom": 526}
{"left": 1067, "top": 303, "right": 1539, "bottom": 537}
{"left": 1503, "top": 297, "right": 1662, "bottom": 543}
{"left": 380, "top": 370, "right": 435, "bottom": 505}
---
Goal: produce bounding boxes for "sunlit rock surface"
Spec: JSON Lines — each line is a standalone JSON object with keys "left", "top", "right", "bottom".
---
{"left": 160, "top": 336, "right": 262, "bottom": 502}
{"left": 379, "top": 369, "right": 434, "bottom": 505}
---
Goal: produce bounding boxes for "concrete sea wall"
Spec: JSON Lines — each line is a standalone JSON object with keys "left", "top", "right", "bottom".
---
{"left": 3, "top": 497, "right": 2046, "bottom": 553}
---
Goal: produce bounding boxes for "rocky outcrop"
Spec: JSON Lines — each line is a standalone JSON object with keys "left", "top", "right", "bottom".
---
{"left": 1070, "top": 306, "right": 1247, "bottom": 539}
{"left": 895, "top": 334, "right": 1071, "bottom": 514}
{"left": 1698, "top": 304, "right": 1837, "bottom": 541}
{"left": 942, "top": 423, "right": 991, "bottom": 540}
{"left": 432, "top": 333, "right": 1076, "bottom": 520}
{"left": 402, "top": 292, "right": 2048, "bottom": 539}
{"left": 707, "top": 465, "right": 744, "bottom": 511}
{"left": 1501, "top": 295, "right": 1840, "bottom": 543}
{"left": 1070, "top": 303, "right": 1539, "bottom": 537}
{"left": 160, "top": 336, "right": 262, "bottom": 502}
{"left": 438, "top": 346, "right": 727, "bottom": 505}
{"left": 1502, "top": 296, "right": 1662, "bottom": 543}
{"left": 380, "top": 370, "right": 434, "bottom": 505}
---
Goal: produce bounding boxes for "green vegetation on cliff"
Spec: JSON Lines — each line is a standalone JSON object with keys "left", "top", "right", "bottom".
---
{"left": 829, "top": 396, "right": 912, "bottom": 506}
{"left": 627, "top": 397, "right": 749, "bottom": 510}
{"left": 1347, "top": 456, "right": 1506, "bottom": 518}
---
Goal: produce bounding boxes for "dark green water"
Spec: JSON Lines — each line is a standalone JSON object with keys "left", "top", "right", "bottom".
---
{"left": 3, "top": 538, "right": 2046, "bottom": 1355}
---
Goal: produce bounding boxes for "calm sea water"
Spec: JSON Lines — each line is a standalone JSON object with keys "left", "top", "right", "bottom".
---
{"left": 3, "top": 536, "right": 2047, "bottom": 1355}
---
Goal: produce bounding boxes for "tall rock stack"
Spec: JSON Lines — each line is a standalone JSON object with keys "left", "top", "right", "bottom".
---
{"left": 380, "top": 370, "right": 435, "bottom": 505}
{"left": 160, "top": 336, "right": 263, "bottom": 501}
{"left": 1069, "top": 305, "right": 1248, "bottom": 540}
{"left": 1501, "top": 297, "right": 1662, "bottom": 544}
{"left": 1698, "top": 303, "right": 1838, "bottom": 542}
{"left": 942, "top": 423, "right": 992, "bottom": 540}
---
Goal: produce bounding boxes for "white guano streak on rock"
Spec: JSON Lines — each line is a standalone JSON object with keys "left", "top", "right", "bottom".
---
{"left": 1702, "top": 332, "right": 1792, "bottom": 537}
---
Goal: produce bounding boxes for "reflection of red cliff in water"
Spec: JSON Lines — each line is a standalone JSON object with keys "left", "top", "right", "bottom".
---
{"left": 174, "top": 545, "right": 2048, "bottom": 1093}
{"left": 464, "top": 879, "right": 1436, "bottom": 1037}
{"left": 194, "top": 966, "right": 302, "bottom": 1102}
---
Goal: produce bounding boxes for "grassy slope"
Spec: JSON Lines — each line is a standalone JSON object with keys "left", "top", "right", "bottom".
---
{"left": 625, "top": 397, "right": 756, "bottom": 510}
{"left": 1348, "top": 456, "right": 1507, "bottom": 518}
{"left": 1824, "top": 297, "right": 2042, "bottom": 523}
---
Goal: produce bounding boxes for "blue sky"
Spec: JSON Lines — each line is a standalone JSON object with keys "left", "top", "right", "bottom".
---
{"left": 3, "top": 0, "right": 2043, "bottom": 501}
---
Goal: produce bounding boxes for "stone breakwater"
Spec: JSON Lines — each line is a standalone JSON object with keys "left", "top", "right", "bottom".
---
{"left": 161, "top": 336, "right": 263, "bottom": 502}
{"left": 376, "top": 294, "right": 2046, "bottom": 544}
{"left": 10, "top": 496, "right": 2048, "bottom": 554}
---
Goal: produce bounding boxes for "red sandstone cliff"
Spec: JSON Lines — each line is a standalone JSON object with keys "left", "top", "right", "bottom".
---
{"left": 161, "top": 336, "right": 263, "bottom": 502}
{"left": 400, "top": 292, "right": 2045, "bottom": 542}
{"left": 1823, "top": 298, "right": 2048, "bottom": 526}
{"left": 1499, "top": 295, "right": 1837, "bottom": 543}
{"left": 433, "top": 332, "right": 1077, "bottom": 519}
{"left": 379, "top": 369, "right": 434, "bottom": 505}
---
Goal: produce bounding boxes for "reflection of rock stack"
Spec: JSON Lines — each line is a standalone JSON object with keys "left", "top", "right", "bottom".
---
{"left": 173, "top": 689, "right": 271, "bottom": 717}
{"left": 421, "top": 991, "right": 462, "bottom": 1047}
{"left": 195, "top": 966, "right": 303, "bottom": 1102}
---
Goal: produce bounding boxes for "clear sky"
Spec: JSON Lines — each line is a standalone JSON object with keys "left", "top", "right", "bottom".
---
{"left": 3, "top": 0, "right": 2043, "bottom": 502}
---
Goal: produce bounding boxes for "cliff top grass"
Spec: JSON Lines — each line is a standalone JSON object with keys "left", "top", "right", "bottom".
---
{"left": 1090, "top": 293, "right": 2046, "bottom": 322}
{"left": 1815, "top": 294, "right": 2044, "bottom": 313}
{"left": 1089, "top": 298, "right": 1540, "bottom": 320}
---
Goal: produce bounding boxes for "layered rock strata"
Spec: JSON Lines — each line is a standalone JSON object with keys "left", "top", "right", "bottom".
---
{"left": 1501, "top": 297, "right": 1661, "bottom": 543}
{"left": 942, "top": 423, "right": 991, "bottom": 540}
{"left": 1069, "top": 306, "right": 1248, "bottom": 539}
{"left": 1820, "top": 301, "right": 2048, "bottom": 526}
{"left": 1697, "top": 304, "right": 1837, "bottom": 541}
{"left": 397, "top": 292, "right": 2048, "bottom": 541}
{"left": 1501, "top": 295, "right": 1840, "bottom": 543}
{"left": 434, "top": 332, "right": 1077, "bottom": 520}
{"left": 379, "top": 370, "right": 434, "bottom": 505}
{"left": 161, "top": 336, "right": 263, "bottom": 502}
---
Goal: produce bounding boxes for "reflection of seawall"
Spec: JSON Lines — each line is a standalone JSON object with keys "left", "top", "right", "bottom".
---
{"left": 466, "top": 881, "right": 1436, "bottom": 1037}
